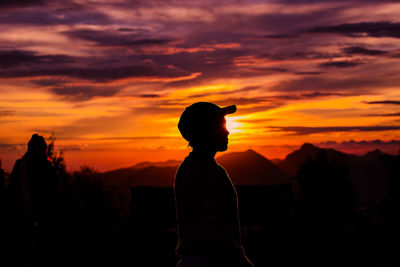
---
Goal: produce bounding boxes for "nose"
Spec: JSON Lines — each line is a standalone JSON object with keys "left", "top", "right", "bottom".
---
{"left": 225, "top": 127, "right": 229, "bottom": 135}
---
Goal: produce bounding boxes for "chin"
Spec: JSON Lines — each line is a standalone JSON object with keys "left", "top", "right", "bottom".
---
{"left": 217, "top": 142, "right": 228, "bottom": 152}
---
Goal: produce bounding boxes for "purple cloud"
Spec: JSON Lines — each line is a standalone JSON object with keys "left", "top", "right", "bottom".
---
{"left": 50, "top": 85, "right": 122, "bottom": 101}
{"left": 64, "top": 29, "right": 173, "bottom": 47}
{"left": 309, "top": 21, "right": 400, "bottom": 38}
{"left": 0, "top": 0, "right": 44, "bottom": 8}
{"left": 343, "top": 46, "right": 387, "bottom": 56}
{"left": 0, "top": 50, "right": 72, "bottom": 68}
{"left": 0, "top": 62, "right": 194, "bottom": 82}
{"left": 319, "top": 60, "right": 363, "bottom": 68}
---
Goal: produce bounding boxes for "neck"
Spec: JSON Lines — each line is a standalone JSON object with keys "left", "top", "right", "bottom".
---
{"left": 192, "top": 146, "right": 217, "bottom": 158}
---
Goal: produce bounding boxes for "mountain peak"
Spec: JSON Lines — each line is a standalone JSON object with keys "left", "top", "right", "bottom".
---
{"left": 132, "top": 159, "right": 180, "bottom": 170}
{"left": 300, "top": 142, "right": 317, "bottom": 151}
{"left": 363, "top": 149, "right": 383, "bottom": 160}
{"left": 245, "top": 148, "right": 264, "bottom": 157}
{"left": 279, "top": 143, "right": 322, "bottom": 176}
{"left": 218, "top": 149, "right": 268, "bottom": 164}
{"left": 217, "top": 149, "right": 290, "bottom": 185}
{"left": 366, "top": 149, "right": 383, "bottom": 155}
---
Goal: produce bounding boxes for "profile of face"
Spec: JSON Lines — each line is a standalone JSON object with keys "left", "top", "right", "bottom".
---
{"left": 196, "top": 116, "right": 230, "bottom": 152}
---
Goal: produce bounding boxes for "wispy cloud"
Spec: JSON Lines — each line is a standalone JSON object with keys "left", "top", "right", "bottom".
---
{"left": 365, "top": 112, "right": 400, "bottom": 117}
{"left": 0, "top": 109, "right": 16, "bottom": 116}
{"left": 309, "top": 21, "right": 400, "bottom": 38}
{"left": 50, "top": 85, "right": 122, "bottom": 101}
{"left": 0, "top": 54, "right": 195, "bottom": 84}
{"left": 319, "top": 60, "right": 363, "bottom": 68}
{"left": 63, "top": 29, "right": 173, "bottom": 47}
{"left": 0, "top": 50, "right": 73, "bottom": 68}
{"left": 267, "top": 126, "right": 400, "bottom": 135}
{"left": 0, "top": 0, "right": 44, "bottom": 8}
{"left": 342, "top": 46, "right": 387, "bottom": 56}
{"left": 364, "top": 100, "right": 400, "bottom": 105}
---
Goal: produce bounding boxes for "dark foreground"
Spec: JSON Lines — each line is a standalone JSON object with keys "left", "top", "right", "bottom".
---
{"left": 1, "top": 146, "right": 400, "bottom": 266}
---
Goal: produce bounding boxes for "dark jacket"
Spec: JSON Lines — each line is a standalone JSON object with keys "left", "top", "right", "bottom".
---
{"left": 174, "top": 152, "right": 252, "bottom": 265}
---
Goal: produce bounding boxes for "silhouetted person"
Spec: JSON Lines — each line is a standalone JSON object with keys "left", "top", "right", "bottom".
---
{"left": 0, "top": 158, "right": 6, "bottom": 262}
{"left": 9, "top": 134, "right": 57, "bottom": 264}
{"left": 0, "top": 159, "right": 5, "bottom": 211}
{"left": 174, "top": 102, "right": 253, "bottom": 267}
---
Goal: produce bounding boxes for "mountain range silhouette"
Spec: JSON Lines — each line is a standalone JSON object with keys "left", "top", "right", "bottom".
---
{"left": 278, "top": 143, "right": 396, "bottom": 204}
{"left": 217, "top": 149, "right": 290, "bottom": 186}
{"left": 102, "top": 149, "right": 290, "bottom": 187}
{"left": 99, "top": 143, "right": 399, "bottom": 207}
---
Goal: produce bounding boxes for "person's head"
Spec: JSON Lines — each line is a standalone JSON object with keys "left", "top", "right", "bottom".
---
{"left": 27, "top": 133, "right": 47, "bottom": 158}
{"left": 178, "top": 102, "right": 236, "bottom": 152}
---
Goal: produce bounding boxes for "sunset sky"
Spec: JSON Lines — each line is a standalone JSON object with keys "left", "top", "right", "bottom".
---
{"left": 1, "top": 0, "right": 400, "bottom": 172}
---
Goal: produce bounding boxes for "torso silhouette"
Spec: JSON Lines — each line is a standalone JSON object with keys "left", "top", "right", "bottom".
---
{"left": 174, "top": 151, "right": 249, "bottom": 264}
{"left": 11, "top": 153, "right": 56, "bottom": 219}
{"left": 0, "top": 166, "right": 5, "bottom": 210}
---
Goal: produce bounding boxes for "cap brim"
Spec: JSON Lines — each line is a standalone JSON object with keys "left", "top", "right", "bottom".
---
{"left": 221, "top": 105, "right": 237, "bottom": 115}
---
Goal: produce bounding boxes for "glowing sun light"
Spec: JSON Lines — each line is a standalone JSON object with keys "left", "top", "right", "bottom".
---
{"left": 226, "top": 117, "right": 243, "bottom": 134}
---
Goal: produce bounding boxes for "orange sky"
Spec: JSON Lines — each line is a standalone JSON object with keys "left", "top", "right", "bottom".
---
{"left": 1, "top": 0, "right": 400, "bottom": 172}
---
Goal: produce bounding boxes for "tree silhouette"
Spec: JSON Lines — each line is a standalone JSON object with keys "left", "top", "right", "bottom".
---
{"left": 46, "top": 134, "right": 68, "bottom": 181}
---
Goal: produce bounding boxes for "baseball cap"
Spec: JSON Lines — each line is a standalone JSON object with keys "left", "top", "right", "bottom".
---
{"left": 178, "top": 102, "right": 236, "bottom": 142}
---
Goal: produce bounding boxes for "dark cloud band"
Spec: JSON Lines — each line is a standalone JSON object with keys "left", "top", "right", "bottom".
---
{"left": 267, "top": 126, "right": 400, "bottom": 135}
{"left": 364, "top": 100, "right": 400, "bottom": 105}
{"left": 309, "top": 21, "right": 400, "bottom": 38}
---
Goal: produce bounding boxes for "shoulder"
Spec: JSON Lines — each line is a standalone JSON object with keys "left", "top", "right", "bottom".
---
{"left": 11, "top": 159, "right": 22, "bottom": 171}
{"left": 175, "top": 157, "right": 198, "bottom": 184}
{"left": 175, "top": 155, "right": 206, "bottom": 175}
{"left": 215, "top": 162, "right": 229, "bottom": 177}
{"left": 174, "top": 156, "right": 217, "bottom": 188}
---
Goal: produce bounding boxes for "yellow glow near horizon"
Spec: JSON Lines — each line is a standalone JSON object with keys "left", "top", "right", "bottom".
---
{"left": 226, "top": 116, "right": 243, "bottom": 135}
